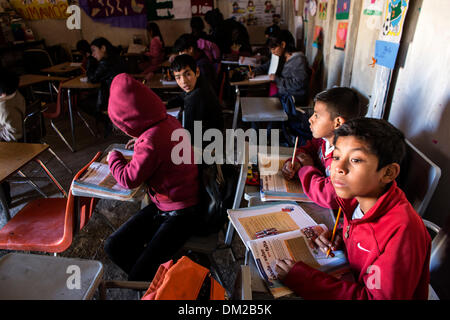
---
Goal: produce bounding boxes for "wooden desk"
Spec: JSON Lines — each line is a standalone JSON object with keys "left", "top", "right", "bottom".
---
{"left": 61, "top": 76, "right": 100, "bottom": 151}
{"left": 240, "top": 97, "right": 287, "bottom": 122}
{"left": 41, "top": 62, "right": 82, "bottom": 74}
{"left": 19, "top": 74, "right": 68, "bottom": 88}
{"left": 0, "top": 142, "right": 59, "bottom": 222}
{"left": 229, "top": 78, "right": 271, "bottom": 130}
{"left": 144, "top": 73, "right": 179, "bottom": 90}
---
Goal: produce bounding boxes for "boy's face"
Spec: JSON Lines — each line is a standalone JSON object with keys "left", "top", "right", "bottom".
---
{"left": 309, "top": 101, "right": 340, "bottom": 140}
{"left": 173, "top": 66, "right": 200, "bottom": 93}
{"left": 330, "top": 136, "right": 394, "bottom": 206}
{"left": 91, "top": 45, "right": 106, "bottom": 61}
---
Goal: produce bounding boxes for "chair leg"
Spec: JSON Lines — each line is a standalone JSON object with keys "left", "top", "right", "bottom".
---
{"left": 50, "top": 120, "right": 75, "bottom": 153}
{"left": 76, "top": 110, "right": 96, "bottom": 137}
{"left": 47, "top": 147, "right": 73, "bottom": 174}
{"left": 34, "top": 158, "right": 68, "bottom": 198}
{"left": 17, "top": 170, "right": 48, "bottom": 198}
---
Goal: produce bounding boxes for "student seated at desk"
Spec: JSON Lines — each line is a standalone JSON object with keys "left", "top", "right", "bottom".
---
{"left": 0, "top": 68, "right": 26, "bottom": 207}
{"left": 172, "top": 33, "right": 218, "bottom": 91}
{"left": 87, "top": 37, "right": 125, "bottom": 136}
{"left": 190, "top": 17, "right": 221, "bottom": 64}
{"left": 76, "top": 40, "right": 96, "bottom": 72}
{"left": 275, "top": 118, "right": 431, "bottom": 300}
{"left": 104, "top": 73, "right": 200, "bottom": 281}
{"left": 282, "top": 87, "right": 361, "bottom": 210}
{"left": 167, "top": 54, "right": 223, "bottom": 147}
{"left": 139, "top": 22, "right": 165, "bottom": 81}
{"left": 249, "top": 29, "right": 309, "bottom": 105}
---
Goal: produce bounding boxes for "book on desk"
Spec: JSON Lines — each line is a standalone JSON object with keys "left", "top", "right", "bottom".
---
{"left": 258, "top": 152, "right": 313, "bottom": 202}
{"left": 71, "top": 147, "right": 144, "bottom": 201}
{"left": 227, "top": 202, "right": 349, "bottom": 299}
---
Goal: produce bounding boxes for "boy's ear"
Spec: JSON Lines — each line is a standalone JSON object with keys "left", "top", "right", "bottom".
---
{"left": 333, "top": 116, "right": 345, "bottom": 129}
{"left": 195, "top": 67, "right": 200, "bottom": 77}
{"left": 381, "top": 163, "right": 400, "bottom": 183}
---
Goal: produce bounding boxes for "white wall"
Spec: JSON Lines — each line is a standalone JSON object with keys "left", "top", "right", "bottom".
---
{"left": 387, "top": 0, "right": 450, "bottom": 226}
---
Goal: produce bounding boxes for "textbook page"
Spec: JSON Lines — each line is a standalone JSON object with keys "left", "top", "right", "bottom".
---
{"left": 249, "top": 74, "right": 271, "bottom": 81}
{"left": 268, "top": 54, "right": 279, "bottom": 75}
{"left": 227, "top": 203, "right": 317, "bottom": 245}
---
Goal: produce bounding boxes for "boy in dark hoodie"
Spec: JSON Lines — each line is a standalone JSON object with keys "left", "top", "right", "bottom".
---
{"left": 104, "top": 73, "right": 200, "bottom": 281}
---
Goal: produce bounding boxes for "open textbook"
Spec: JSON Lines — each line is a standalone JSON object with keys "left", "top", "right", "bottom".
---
{"left": 249, "top": 54, "right": 279, "bottom": 81}
{"left": 71, "top": 147, "right": 144, "bottom": 201}
{"left": 228, "top": 202, "right": 349, "bottom": 298}
{"left": 258, "top": 152, "right": 312, "bottom": 202}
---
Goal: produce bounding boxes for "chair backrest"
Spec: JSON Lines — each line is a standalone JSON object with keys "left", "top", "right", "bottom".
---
{"left": 22, "top": 99, "right": 45, "bottom": 143}
{"left": 23, "top": 49, "right": 53, "bottom": 73}
{"left": 43, "top": 81, "right": 67, "bottom": 119}
{"left": 396, "top": 139, "right": 441, "bottom": 216}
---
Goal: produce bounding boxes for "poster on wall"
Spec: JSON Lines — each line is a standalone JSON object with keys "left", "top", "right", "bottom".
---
{"left": 336, "top": 0, "right": 350, "bottom": 20}
{"left": 375, "top": 0, "right": 409, "bottom": 69}
{"left": 10, "top": 0, "right": 70, "bottom": 20}
{"left": 146, "top": 0, "right": 174, "bottom": 20}
{"left": 312, "top": 25, "right": 323, "bottom": 48}
{"left": 334, "top": 21, "right": 348, "bottom": 50}
{"left": 363, "top": 0, "right": 383, "bottom": 16}
{"left": 318, "top": 1, "right": 327, "bottom": 20}
{"left": 191, "top": 0, "right": 213, "bottom": 16}
{"left": 229, "top": 0, "right": 282, "bottom": 27}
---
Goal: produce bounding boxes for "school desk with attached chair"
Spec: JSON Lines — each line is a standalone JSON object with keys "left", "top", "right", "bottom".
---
{"left": 41, "top": 61, "right": 83, "bottom": 76}
{"left": 0, "top": 142, "right": 67, "bottom": 222}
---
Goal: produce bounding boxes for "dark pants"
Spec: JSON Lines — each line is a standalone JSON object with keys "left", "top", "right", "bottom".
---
{"left": 104, "top": 203, "right": 198, "bottom": 281}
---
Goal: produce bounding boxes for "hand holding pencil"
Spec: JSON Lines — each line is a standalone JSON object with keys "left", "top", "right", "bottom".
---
{"left": 312, "top": 208, "right": 342, "bottom": 257}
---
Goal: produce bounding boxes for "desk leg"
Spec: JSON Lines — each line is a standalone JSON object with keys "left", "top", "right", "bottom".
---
{"left": 67, "top": 88, "right": 76, "bottom": 152}
{"left": 35, "top": 158, "right": 68, "bottom": 198}
{"left": 232, "top": 85, "right": 240, "bottom": 130}
{"left": 0, "top": 183, "right": 11, "bottom": 222}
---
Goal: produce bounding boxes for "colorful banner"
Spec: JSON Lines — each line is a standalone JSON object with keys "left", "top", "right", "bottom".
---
{"left": 85, "top": 0, "right": 146, "bottom": 18}
{"left": 230, "top": 0, "right": 282, "bottom": 27}
{"left": 146, "top": 0, "right": 173, "bottom": 20}
{"left": 191, "top": 0, "right": 213, "bottom": 16}
{"left": 334, "top": 21, "right": 348, "bottom": 50}
{"left": 318, "top": 1, "right": 327, "bottom": 20}
{"left": 336, "top": 0, "right": 350, "bottom": 20}
{"left": 312, "top": 25, "right": 323, "bottom": 48}
{"left": 10, "top": 0, "right": 70, "bottom": 20}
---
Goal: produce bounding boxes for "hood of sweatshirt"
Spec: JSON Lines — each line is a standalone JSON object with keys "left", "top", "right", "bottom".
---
{"left": 108, "top": 73, "right": 167, "bottom": 137}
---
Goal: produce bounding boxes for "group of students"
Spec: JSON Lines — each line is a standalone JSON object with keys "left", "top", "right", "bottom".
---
{"left": 0, "top": 10, "right": 432, "bottom": 300}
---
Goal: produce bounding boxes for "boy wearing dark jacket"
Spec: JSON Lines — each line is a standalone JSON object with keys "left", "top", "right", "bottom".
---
{"left": 275, "top": 118, "right": 431, "bottom": 300}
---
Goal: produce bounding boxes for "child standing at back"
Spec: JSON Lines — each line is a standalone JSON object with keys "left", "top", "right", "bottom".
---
{"left": 282, "top": 87, "right": 361, "bottom": 209}
{"left": 275, "top": 118, "right": 431, "bottom": 299}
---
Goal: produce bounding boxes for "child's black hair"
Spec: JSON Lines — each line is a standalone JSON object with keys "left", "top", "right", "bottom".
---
{"left": 333, "top": 118, "right": 406, "bottom": 171}
{"left": 267, "top": 29, "right": 296, "bottom": 53}
{"left": 173, "top": 33, "right": 198, "bottom": 54}
{"left": 170, "top": 54, "right": 198, "bottom": 73}
{"left": 0, "top": 68, "right": 19, "bottom": 96}
{"left": 190, "top": 17, "right": 205, "bottom": 34}
{"left": 91, "top": 37, "right": 119, "bottom": 57}
{"left": 314, "top": 87, "right": 361, "bottom": 120}
{"left": 76, "top": 39, "right": 91, "bottom": 55}
{"left": 147, "top": 22, "right": 165, "bottom": 47}
{"left": 265, "top": 24, "right": 280, "bottom": 37}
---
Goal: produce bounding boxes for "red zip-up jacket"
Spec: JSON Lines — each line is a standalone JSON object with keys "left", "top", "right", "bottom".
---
{"left": 288, "top": 138, "right": 339, "bottom": 209}
{"left": 107, "top": 73, "right": 199, "bottom": 212}
{"left": 284, "top": 181, "right": 431, "bottom": 299}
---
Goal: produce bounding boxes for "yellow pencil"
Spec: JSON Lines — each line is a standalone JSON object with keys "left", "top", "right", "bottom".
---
{"left": 291, "top": 136, "right": 299, "bottom": 166}
{"left": 326, "top": 207, "right": 342, "bottom": 258}
{"left": 248, "top": 65, "right": 252, "bottom": 74}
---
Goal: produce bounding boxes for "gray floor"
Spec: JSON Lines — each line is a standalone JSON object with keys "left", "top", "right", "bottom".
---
{"left": 0, "top": 109, "right": 248, "bottom": 300}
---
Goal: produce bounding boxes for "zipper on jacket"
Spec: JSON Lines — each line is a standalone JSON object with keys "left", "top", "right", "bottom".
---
{"left": 344, "top": 225, "right": 350, "bottom": 239}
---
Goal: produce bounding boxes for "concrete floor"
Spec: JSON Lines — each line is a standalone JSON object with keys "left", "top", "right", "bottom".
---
{"left": 0, "top": 108, "right": 248, "bottom": 300}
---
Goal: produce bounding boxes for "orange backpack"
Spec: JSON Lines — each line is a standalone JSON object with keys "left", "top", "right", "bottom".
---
{"left": 141, "top": 256, "right": 226, "bottom": 300}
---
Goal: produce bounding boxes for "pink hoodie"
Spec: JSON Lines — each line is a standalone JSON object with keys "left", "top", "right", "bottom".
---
{"left": 107, "top": 73, "right": 199, "bottom": 211}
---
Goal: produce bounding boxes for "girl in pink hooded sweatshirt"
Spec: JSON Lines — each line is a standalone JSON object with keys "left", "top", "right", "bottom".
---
{"left": 104, "top": 73, "right": 200, "bottom": 281}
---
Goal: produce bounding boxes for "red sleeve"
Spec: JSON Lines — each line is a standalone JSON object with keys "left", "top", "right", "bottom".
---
{"left": 108, "top": 141, "right": 159, "bottom": 189}
{"left": 298, "top": 165, "right": 339, "bottom": 209}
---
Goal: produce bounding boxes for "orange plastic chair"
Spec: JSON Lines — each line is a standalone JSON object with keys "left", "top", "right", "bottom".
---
{"left": 0, "top": 152, "right": 101, "bottom": 253}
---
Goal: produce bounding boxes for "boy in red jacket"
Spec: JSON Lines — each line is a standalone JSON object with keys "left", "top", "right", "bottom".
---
{"left": 104, "top": 73, "right": 200, "bottom": 281}
{"left": 275, "top": 118, "right": 431, "bottom": 299}
{"left": 282, "top": 87, "right": 361, "bottom": 209}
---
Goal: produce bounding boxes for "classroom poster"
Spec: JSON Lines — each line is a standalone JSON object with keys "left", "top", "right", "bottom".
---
{"left": 191, "top": 0, "right": 213, "bottom": 16}
{"left": 334, "top": 21, "right": 348, "bottom": 50}
{"left": 318, "top": 1, "right": 327, "bottom": 20}
{"left": 335, "top": 0, "right": 350, "bottom": 20}
{"left": 145, "top": 0, "right": 174, "bottom": 20}
{"left": 229, "top": 0, "right": 282, "bottom": 27}
{"left": 312, "top": 25, "right": 322, "bottom": 48}
{"left": 363, "top": 0, "right": 383, "bottom": 16}
{"left": 10, "top": 0, "right": 70, "bottom": 20}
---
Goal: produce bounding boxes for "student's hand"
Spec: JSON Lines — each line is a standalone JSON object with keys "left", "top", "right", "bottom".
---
{"left": 297, "top": 153, "right": 314, "bottom": 167}
{"left": 281, "top": 161, "right": 301, "bottom": 180}
{"left": 247, "top": 71, "right": 255, "bottom": 79}
{"left": 269, "top": 74, "right": 276, "bottom": 81}
{"left": 313, "top": 230, "right": 343, "bottom": 257}
{"left": 274, "top": 259, "right": 296, "bottom": 281}
{"left": 106, "top": 151, "right": 119, "bottom": 163}
{"left": 168, "top": 54, "right": 177, "bottom": 63}
{"left": 125, "top": 138, "right": 137, "bottom": 150}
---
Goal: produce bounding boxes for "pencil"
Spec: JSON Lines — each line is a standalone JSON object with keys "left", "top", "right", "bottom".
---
{"left": 248, "top": 65, "right": 252, "bottom": 74}
{"left": 291, "top": 136, "right": 299, "bottom": 166}
{"left": 326, "top": 207, "right": 342, "bottom": 258}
